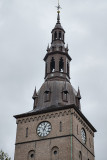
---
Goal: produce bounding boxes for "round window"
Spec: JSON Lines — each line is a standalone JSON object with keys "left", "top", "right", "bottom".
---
{"left": 30, "top": 154, "right": 34, "bottom": 158}
{"left": 54, "top": 151, "right": 57, "bottom": 155}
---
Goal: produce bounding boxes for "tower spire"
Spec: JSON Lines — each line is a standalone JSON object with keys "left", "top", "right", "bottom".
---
{"left": 56, "top": 0, "right": 62, "bottom": 23}
{"left": 44, "top": 0, "right": 71, "bottom": 82}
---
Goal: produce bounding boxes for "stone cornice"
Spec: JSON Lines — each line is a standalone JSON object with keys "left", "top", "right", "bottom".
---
{"left": 14, "top": 104, "right": 96, "bottom": 133}
{"left": 44, "top": 51, "right": 72, "bottom": 61}
{"left": 16, "top": 108, "right": 73, "bottom": 124}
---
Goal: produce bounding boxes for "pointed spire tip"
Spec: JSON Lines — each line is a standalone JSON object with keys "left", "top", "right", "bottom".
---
{"left": 77, "top": 87, "right": 81, "bottom": 99}
{"left": 32, "top": 87, "right": 37, "bottom": 99}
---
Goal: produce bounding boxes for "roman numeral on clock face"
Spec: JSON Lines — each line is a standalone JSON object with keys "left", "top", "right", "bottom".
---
{"left": 37, "top": 121, "right": 52, "bottom": 137}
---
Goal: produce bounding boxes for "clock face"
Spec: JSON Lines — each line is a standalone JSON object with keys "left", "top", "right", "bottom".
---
{"left": 37, "top": 121, "right": 52, "bottom": 137}
{"left": 81, "top": 128, "right": 86, "bottom": 144}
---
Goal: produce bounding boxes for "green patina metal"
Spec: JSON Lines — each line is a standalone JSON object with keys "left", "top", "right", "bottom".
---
{"left": 71, "top": 115, "right": 72, "bottom": 160}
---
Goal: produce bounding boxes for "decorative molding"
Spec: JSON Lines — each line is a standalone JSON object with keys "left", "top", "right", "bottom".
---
{"left": 17, "top": 109, "right": 72, "bottom": 124}
{"left": 16, "top": 107, "right": 94, "bottom": 136}
{"left": 73, "top": 111, "right": 94, "bottom": 136}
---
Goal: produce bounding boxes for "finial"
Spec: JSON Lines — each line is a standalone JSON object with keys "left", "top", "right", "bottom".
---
{"left": 56, "top": 0, "right": 61, "bottom": 13}
{"left": 32, "top": 87, "right": 38, "bottom": 99}
{"left": 47, "top": 44, "right": 50, "bottom": 52}
{"left": 77, "top": 87, "right": 81, "bottom": 99}
{"left": 56, "top": 0, "right": 62, "bottom": 23}
{"left": 32, "top": 87, "right": 38, "bottom": 109}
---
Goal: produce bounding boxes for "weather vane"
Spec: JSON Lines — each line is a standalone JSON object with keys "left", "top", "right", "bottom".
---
{"left": 56, "top": 0, "right": 62, "bottom": 13}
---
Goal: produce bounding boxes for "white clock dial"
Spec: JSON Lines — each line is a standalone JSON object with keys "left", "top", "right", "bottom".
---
{"left": 37, "top": 121, "right": 52, "bottom": 137}
{"left": 81, "top": 128, "right": 86, "bottom": 144}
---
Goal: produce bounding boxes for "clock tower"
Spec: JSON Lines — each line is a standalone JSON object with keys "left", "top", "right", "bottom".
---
{"left": 14, "top": 3, "right": 96, "bottom": 160}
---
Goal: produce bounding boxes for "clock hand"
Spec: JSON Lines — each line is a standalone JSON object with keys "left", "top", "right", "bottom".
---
{"left": 43, "top": 125, "right": 47, "bottom": 131}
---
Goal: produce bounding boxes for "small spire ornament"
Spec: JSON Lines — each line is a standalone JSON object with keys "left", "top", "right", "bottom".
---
{"left": 55, "top": 0, "right": 62, "bottom": 23}
{"left": 56, "top": 0, "right": 62, "bottom": 13}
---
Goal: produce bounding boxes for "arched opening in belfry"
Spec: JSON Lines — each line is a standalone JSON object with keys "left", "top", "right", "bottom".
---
{"left": 59, "top": 31, "right": 62, "bottom": 40}
{"left": 63, "top": 34, "right": 64, "bottom": 41}
{"left": 59, "top": 57, "right": 64, "bottom": 72}
{"left": 67, "top": 62, "right": 69, "bottom": 76}
{"left": 50, "top": 57, "right": 55, "bottom": 72}
{"left": 54, "top": 31, "right": 57, "bottom": 40}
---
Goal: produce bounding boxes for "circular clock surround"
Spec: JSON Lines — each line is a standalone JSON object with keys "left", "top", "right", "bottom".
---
{"left": 37, "top": 121, "right": 52, "bottom": 137}
{"left": 81, "top": 128, "right": 86, "bottom": 144}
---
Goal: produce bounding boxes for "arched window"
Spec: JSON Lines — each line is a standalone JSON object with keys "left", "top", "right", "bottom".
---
{"left": 79, "top": 151, "right": 82, "bottom": 160}
{"left": 60, "top": 121, "right": 62, "bottom": 132}
{"left": 44, "top": 90, "right": 50, "bottom": 102}
{"left": 59, "top": 31, "right": 61, "bottom": 40}
{"left": 89, "top": 138, "right": 91, "bottom": 148}
{"left": 77, "top": 125, "right": 78, "bottom": 135}
{"left": 51, "top": 146, "right": 59, "bottom": 160}
{"left": 54, "top": 32, "right": 57, "bottom": 40}
{"left": 50, "top": 57, "right": 55, "bottom": 72}
{"left": 62, "top": 90, "right": 68, "bottom": 102}
{"left": 59, "top": 57, "right": 64, "bottom": 72}
{"left": 63, "top": 34, "right": 64, "bottom": 41}
{"left": 26, "top": 128, "right": 28, "bottom": 137}
{"left": 28, "top": 150, "right": 35, "bottom": 160}
{"left": 67, "top": 62, "right": 69, "bottom": 76}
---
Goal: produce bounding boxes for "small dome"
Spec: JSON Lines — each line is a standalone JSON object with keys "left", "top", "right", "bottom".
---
{"left": 54, "top": 23, "right": 64, "bottom": 30}
{"left": 35, "top": 80, "right": 77, "bottom": 112}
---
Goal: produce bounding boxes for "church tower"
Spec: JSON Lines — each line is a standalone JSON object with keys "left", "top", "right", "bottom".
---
{"left": 14, "top": 3, "right": 96, "bottom": 160}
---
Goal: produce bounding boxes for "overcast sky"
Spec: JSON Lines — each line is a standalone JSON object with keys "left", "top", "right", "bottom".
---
{"left": 0, "top": 0, "right": 107, "bottom": 159}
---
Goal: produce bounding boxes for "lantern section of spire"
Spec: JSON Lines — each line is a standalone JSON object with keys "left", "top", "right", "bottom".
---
{"left": 44, "top": 1, "right": 72, "bottom": 82}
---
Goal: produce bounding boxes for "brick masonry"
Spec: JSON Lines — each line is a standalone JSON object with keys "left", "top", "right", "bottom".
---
{"left": 14, "top": 108, "right": 95, "bottom": 160}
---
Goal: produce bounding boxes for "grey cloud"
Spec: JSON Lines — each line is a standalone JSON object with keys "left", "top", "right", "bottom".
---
{"left": 0, "top": 0, "right": 107, "bottom": 159}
